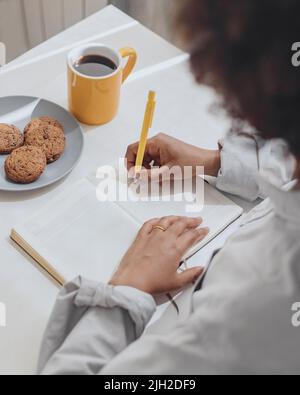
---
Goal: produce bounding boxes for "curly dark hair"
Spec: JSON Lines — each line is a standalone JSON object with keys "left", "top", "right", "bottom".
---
{"left": 177, "top": 0, "right": 300, "bottom": 156}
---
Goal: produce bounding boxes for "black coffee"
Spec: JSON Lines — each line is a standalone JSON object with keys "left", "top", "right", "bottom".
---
{"left": 74, "top": 55, "right": 117, "bottom": 77}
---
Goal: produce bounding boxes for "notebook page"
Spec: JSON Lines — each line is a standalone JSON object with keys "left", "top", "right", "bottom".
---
{"left": 112, "top": 166, "right": 243, "bottom": 259}
{"left": 117, "top": 187, "right": 242, "bottom": 258}
{"left": 13, "top": 179, "right": 140, "bottom": 283}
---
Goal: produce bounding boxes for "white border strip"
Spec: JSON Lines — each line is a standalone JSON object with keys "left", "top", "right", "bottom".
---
{"left": 0, "top": 20, "right": 139, "bottom": 75}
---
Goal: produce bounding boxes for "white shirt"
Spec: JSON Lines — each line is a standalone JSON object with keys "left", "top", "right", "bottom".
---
{"left": 38, "top": 134, "right": 300, "bottom": 375}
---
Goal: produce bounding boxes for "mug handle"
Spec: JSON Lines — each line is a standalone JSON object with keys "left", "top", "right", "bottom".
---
{"left": 119, "top": 47, "right": 137, "bottom": 83}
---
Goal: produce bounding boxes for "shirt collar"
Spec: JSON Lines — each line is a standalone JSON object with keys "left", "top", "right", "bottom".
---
{"left": 257, "top": 171, "right": 300, "bottom": 226}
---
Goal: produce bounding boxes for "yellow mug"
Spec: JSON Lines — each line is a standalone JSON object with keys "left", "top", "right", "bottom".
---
{"left": 68, "top": 44, "right": 137, "bottom": 125}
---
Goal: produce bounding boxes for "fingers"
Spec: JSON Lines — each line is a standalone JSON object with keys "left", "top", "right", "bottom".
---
{"left": 125, "top": 140, "right": 156, "bottom": 172}
{"left": 177, "top": 227, "right": 209, "bottom": 254}
{"left": 140, "top": 216, "right": 208, "bottom": 250}
{"left": 154, "top": 216, "right": 184, "bottom": 231}
{"left": 125, "top": 134, "right": 164, "bottom": 173}
{"left": 154, "top": 216, "right": 203, "bottom": 234}
{"left": 128, "top": 166, "right": 171, "bottom": 183}
{"left": 147, "top": 166, "right": 171, "bottom": 182}
{"left": 140, "top": 216, "right": 194, "bottom": 238}
{"left": 128, "top": 166, "right": 151, "bottom": 181}
{"left": 168, "top": 217, "right": 203, "bottom": 236}
{"left": 125, "top": 142, "right": 139, "bottom": 171}
{"left": 151, "top": 216, "right": 206, "bottom": 237}
{"left": 175, "top": 267, "right": 204, "bottom": 289}
{"left": 126, "top": 142, "right": 156, "bottom": 172}
{"left": 138, "top": 218, "right": 161, "bottom": 236}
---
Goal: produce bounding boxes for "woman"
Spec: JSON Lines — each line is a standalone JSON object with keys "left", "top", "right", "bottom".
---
{"left": 38, "top": 0, "right": 300, "bottom": 374}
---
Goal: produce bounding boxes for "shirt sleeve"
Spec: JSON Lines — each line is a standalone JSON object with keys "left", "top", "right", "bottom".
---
{"left": 38, "top": 277, "right": 156, "bottom": 375}
{"left": 98, "top": 282, "right": 297, "bottom": 375}
{"left": 216, "top": 134, "right": 296, "bottom": 201}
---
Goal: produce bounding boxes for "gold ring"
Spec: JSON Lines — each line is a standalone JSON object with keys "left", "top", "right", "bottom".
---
{"left": 153, "top": 225, "right": 167, "bottom": 232}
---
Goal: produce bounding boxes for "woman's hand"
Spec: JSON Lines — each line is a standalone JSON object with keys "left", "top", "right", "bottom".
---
{"left": 109, "top": 216, "right": 209, "bottom": 296}
{"left": 125, "top": 133, "right": 221, "bottom": 180}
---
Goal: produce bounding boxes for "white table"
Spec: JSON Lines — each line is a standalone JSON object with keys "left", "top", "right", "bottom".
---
{"left": 0, "top": 5, "right": 253, "bottom": 375}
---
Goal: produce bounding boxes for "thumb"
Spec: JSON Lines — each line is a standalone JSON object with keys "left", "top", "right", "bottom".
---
{"left": 176, "top": 267, "right": 204, "bottom": 288}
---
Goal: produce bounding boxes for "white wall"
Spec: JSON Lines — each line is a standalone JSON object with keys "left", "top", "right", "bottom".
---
{"left": 0, "top": 0, "right": 108, "bottom": 61}
{"left": 0, "top": 0, "right": 176, "bottom": 63}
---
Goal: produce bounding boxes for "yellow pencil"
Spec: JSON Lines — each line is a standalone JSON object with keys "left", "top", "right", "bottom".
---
{"left": 135, "top": 91, "right": 157, "bottom": 175}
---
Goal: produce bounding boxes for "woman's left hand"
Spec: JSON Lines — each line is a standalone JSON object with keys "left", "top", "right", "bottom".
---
{"left": 109, "top": 216, "right": 209, "bottom": 296}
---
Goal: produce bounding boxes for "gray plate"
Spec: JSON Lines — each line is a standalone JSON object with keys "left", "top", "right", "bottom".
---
{"left": 0, "top": 96, "right": 84, "bottom": 192}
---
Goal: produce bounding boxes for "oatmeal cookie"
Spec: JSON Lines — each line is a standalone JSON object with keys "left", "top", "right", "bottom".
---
{"left": 0, "top": 124, "right": 24, "bottom": 154}
{"left": 24, "top": 125, "right": 66, "bottom": 163}
{"left": 24, "top": 116, "right": 64, "bottom": 136}
{"left": 5, "top": 146, "right": 47, "bottom": 184}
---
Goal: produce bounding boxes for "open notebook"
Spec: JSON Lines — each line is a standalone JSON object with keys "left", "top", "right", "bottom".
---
{"left": 11, "top": 172, "right": 243, "bottom": 286}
